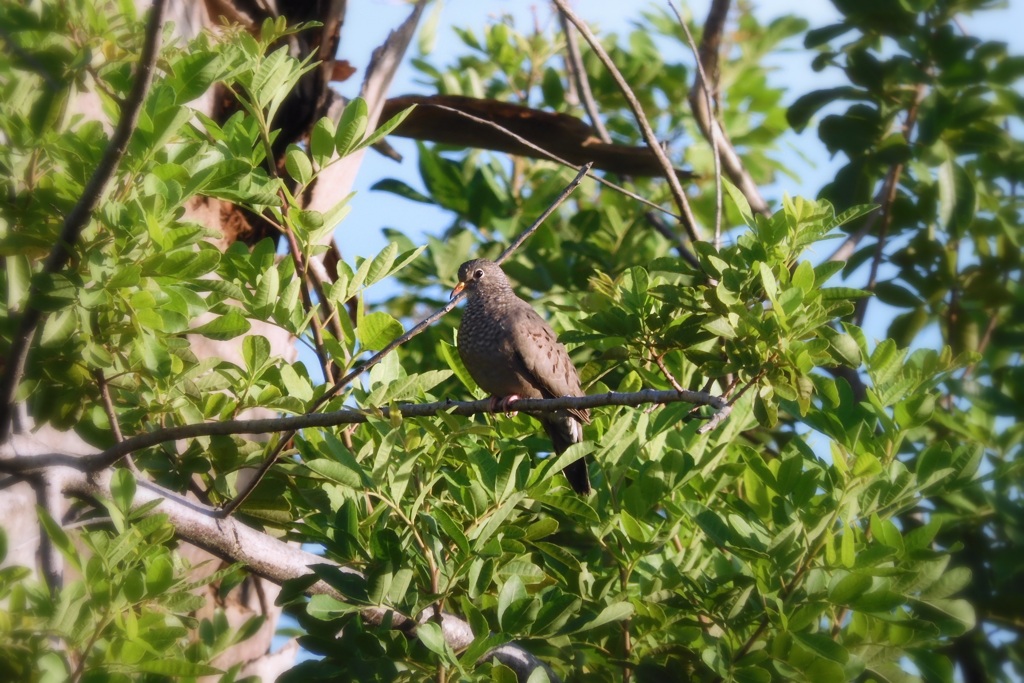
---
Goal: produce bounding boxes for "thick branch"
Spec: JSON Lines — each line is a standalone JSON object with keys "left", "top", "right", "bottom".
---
{"left": 383, "top": 98, "right": 679, "bottom": 217}
{"left": 0, "top": 389, "right": 727, "bottom": 475}
{"left": 53, "top": 464, "right": 563, "bottom": 678}
{"left": 0, "top": 0, "right": 167, "bottom": 442}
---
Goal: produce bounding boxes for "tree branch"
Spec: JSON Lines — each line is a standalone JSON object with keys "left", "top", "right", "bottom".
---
{"left": 670, "top": 0, "right": 724, "bottom": 243}
{"left": 677, "top": 0, "right": 770, "bottom": 220}
{"left": 556, "top": 8, "right": 612, "bottom": 144}
{"left": 552, "top": 0, "right": 702, "bottom": 241}
{"left": 402, "top": 101, "right": 676, "bottom": 218}
{"left": 0, "top": 0, "right": 168, "bottom": 442}
{"left": 0, "top": 389, "right": 728, "bottom": 476}
{"left": 56, "top": 462, "right": 563, "bottom": 678}
{"left": 50, "top": 465, "right": 479, "bottom": 651}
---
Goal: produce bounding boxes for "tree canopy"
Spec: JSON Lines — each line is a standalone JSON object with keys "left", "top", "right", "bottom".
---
{"left": 0, "top": 0, "right": 1021, "bottom": 681}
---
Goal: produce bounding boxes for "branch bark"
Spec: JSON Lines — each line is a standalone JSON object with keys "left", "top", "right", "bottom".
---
{"left": 52, "top": 466, "right": 478, "bottom": 645}
{"left": 0, "top": 388, "right": 728, "bottom": 476}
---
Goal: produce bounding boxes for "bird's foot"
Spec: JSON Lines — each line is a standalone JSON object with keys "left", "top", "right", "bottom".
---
{"left": 489, "top": 394, "right": 520, "bottom": 417}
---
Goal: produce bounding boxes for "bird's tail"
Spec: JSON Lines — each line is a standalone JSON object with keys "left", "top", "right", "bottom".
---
{"left": 542, "top": 414, "right": 591, "bottom": 495}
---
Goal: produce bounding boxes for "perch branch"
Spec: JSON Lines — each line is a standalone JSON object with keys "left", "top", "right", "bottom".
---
{"left": 0, "top": 389, "right": 729, "bottom": 476}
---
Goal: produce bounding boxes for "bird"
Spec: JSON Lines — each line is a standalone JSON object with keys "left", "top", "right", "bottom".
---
{"left": 451, "top": 258, "right": 592, "bottom": 494}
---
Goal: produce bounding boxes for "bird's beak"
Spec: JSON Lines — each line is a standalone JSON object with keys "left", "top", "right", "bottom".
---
{"left": 450, "top": 281, "right": 465, "bottom": 300}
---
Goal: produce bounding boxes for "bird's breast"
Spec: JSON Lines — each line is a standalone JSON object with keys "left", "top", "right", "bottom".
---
{"left": 457, "top": 302, "right": 540, "bottom": 398}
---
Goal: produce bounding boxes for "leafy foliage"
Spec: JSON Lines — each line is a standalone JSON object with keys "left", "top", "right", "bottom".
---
{"left": 0, "top": 0, "right": 1021, "bottom": 682}
{"left": 0, "top": 472, "right": 255, "bottom": 682}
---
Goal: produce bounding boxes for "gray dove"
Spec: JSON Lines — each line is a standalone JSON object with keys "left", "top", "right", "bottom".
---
{"left": 451, "top": 259, "right": 591, "bottom": 494}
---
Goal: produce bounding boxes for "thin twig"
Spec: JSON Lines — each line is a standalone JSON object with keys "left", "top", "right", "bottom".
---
{"left": 306, "top": 255, "right": 347, "bottom": 354}
{"left": 1, "top": 389, "right": 729, "bottom": 476}
{"left": 853, "top": 167, "right": 901, "bottom": 327}
{"left": 552, "top": 0, "right": 701, "bottom": 240}
{"left": 217, "top": 164, "right": 593, "bottom": 516}
{"left": 652, "top": 352, "right": 686, "bottom": 392}
{"left": 679, "top": 0, "right": 770, "bottom": 219}
{"left": 556, "top": 8, "right": 612, "bottom": 144}
{"left": 0, "top": 0, "right": 168, "bottom": 442}
{"left": 496, "top": 162, "right": 593, "bottom": 264}
{"left": 281, "top": 221, "right": 335, "bottom": 382}
{"left": 670, "top": 1, "right": 723, "bottom": 244}
{"left": 962, "top": 304, "right": 1001, "bottom": 379}
{"left": 93, "top": 370, "right": 139, "bottom": 474}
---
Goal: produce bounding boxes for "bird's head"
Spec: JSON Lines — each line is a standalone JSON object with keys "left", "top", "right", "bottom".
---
{"left": 451, "top": 259, "right": 509, "bottom": 299}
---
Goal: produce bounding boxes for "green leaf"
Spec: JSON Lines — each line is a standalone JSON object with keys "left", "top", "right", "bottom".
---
{"left": 366, "top": 242, "right": 399, "bottom": 286}
{"left": 243, "top": 334, "right": 271, "bottom": 373}
{"left": 416, "top": 621, "right": 452, "bottom": 658}
{"left": 912, "top": 597, "right": 975, "bottom": 635}
{"left": 358, "top": 311, "right": 403, "bottom": 351}
{"left": 497, "top": 574, "right": 527, "bottom": 626}
{"left": 306, "top": 458, "right": 365, "bottom": 489}
{"left": 40, "top": 308, "right": 77, "bottom": 347}
{"left": 793, "top": 632, "right": 848, "bottom": 663}
{"left": 441, "top": 339, "right": 477, "bottom": 392}
{"left": 822, "top": 328, "right": 862, "bottom": 366}
{"left": 371, "top": 178, "right": 436, "bottom": 204}
{"left": 189, "top": 309, "right": 251, "bottom": 340}
{"left": 430, "top": 507, "right": 470, "bottom": 556}
{"left": 279, "top": 363, "right": 314, "bottom": 402}
{"left": 110, "top": 468, "right": 136, "bottom": 513}
{"left": 791, "top": 260, "right": 815, "bottom": 292}
{"left": 310, "top": 116, "right": 336, "bottom": 167}
{"left": 722, "top": 177, "right": 754, "bottom": 226}
{"left": 830, "top": 572, "right": 872, "bottom": 605}
{"left": 36, "top": 506, "right": 81, "bottom": 573}
{"left": 569, "top": 601, "right": 634, "bottom": 633}
{"left": 335, "top": 97, "right": 369, "bottom": 156}
{"left": 307, "top": 593, "right": 361, "bottom": 619}
{"left": 361, "top": 105, "right": 416, "bottom": 149}
{"left": 285, "top": 146, "right": 312, "bottom": 185}
{"left": 788, "top": 87, "right": 868, "bottom": 131}
{"left": 759, "top": 263, "right": 779, "bottom": 303}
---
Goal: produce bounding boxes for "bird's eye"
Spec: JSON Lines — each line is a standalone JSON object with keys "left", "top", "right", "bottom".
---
{"left": 473, "top": 269, "right": 484, "bottom": 279}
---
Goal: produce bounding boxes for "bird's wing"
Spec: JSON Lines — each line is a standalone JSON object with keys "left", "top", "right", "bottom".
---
{"left": 504, "top": 304, "right": 590, "bottom": 424}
